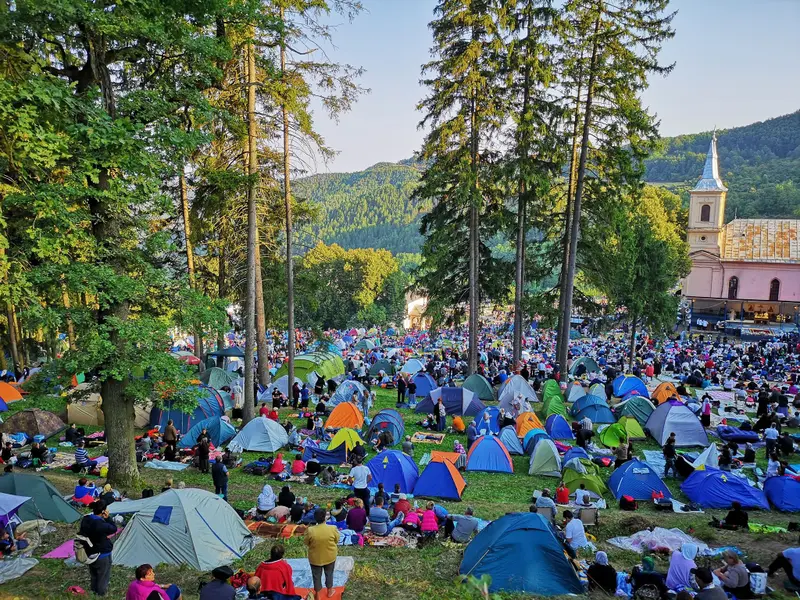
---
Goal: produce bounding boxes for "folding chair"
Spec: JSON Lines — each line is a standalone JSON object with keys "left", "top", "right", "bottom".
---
{"left": 579, "top": 507, "right": 598, "bottom": 527}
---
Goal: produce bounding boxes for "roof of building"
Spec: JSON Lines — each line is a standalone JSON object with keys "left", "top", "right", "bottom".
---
{"left": 692, "top": 134, "right": 728, "bottom": 192}
{"left": 722, "top": 219, "right": 800, "bottom": 263}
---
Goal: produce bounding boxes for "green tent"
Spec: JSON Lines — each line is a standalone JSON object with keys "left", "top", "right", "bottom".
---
{"left": 463, "top": 374, "right": 494, "bottom": 402}
{"left": 274, "top": 351, "right": 345, "bottom": 383}
{"left": 562, "top": 459, "right": 607, "bottom": 496}
{"left": 0, "top": 473, "right": 81, "bottom": 523}
{"left": 528, "top": 439, "right": 562, "bottom": 477}
{"left": 354, "top": 339, "right": 375, "bottom": 352}
{"left": 569, "top": 357, "right": 600, "bottom": 377}
{"left": 541, "top": 380, "right": 567, "bottom": 418}
{"left": 200, "top": 367, "right": 238, "bottom": 390}
{"left": 615, "top": 396, "right": 655, "bottom": 426}
{"left": 369, "top": 358, "right": 394, "bottom": 377}
{"left": 618, "top": 416, "right": 645, "bottom": 439}
{"left": 599, "top": 422, "right": 628, "bottom": 448}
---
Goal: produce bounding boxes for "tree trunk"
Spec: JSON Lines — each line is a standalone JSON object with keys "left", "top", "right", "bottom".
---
{"left": 0, "top": 342, "right": 6, "bottom": 370}
{"left": 5, "top": 303, "right": 22, "bottom": 372}
{"left": 242, "top": 40, "right": 258, "bottom": 425}
{"left": 254, "top": 242, "right": 270, "bottom": 387}
{"left": 180, "top": 169, "right": 203, "bottom": 360}
{"left": 513, "top": 180, "right": 526, "bottom": 368}
{"left": 102, "top": 379, "right": 140, "bottom": 487}
{"left": 628, "top": 316, "right": 638, "bottom": 370}
{"left": 467, "top": 84, "right": 480, "bottom": 375}
{"left": 217, "top": 229, "right": 227, "bottom": 368}
{"left": 559, "top": 18, "right": 599, "bottom": 374}
{"left": 61, "top": 284, "right": 76, "bottom": 350}
{"left": 280, "top": 20, "right": 296, "bottom": 392}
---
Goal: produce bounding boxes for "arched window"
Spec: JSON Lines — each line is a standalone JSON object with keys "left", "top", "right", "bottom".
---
{"left": 700, "top": 204, "right": 711, "bottom": 222}
{"left": 728, "top": 276, "right": 739, "bottom": 300}
{"left": 769, "top": 279, "right": 780, "bottom": 302}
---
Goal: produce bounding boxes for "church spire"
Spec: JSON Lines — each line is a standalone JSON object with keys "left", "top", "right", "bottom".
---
{"left": 692, "top": 131, "right": 728, "bottom": 192}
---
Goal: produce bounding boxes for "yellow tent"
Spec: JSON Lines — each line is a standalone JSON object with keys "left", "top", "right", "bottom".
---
{"left": 328, "top": 428, "right": 365, "bottom": 452}
{"left": 67, "top": 394, "right": 105, "bottom": 426}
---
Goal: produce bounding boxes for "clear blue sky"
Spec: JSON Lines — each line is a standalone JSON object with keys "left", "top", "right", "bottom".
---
{"left": 308, "top": 0, "right": 800, "bottom": 174}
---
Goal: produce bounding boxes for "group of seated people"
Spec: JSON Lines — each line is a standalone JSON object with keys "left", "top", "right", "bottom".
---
{"left": 72, "top": 477, "right": 121, "bottom": 506}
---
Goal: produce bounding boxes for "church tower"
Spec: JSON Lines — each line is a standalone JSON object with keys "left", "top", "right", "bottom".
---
{"left": 687, "top": 133, "right": 728, "bottom": 256}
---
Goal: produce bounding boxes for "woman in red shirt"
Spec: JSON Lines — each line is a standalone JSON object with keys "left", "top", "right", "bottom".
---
{"left": 291, "top": 454, "right": 306, "bottom": 475}
{"left": 556, "top": 481, "right": 570, "bottom": 505}
{"left": 254, "top": 544, "right": 296, "bottom": 596}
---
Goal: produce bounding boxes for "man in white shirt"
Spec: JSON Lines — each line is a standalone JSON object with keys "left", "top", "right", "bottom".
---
{"left": 580, "top": 416, "right": 593, "bottom": 432}
{"left": 574, "top": 483, "right": 593, "bottom": 507}
{"left": 349, "top": 459, "right": 372, "bottom": 516}
{"left": 563, "top": 510, "right": 589, "bottom": 551}
{"left": 764, "top": 425, "right": 779, "bottom": 456}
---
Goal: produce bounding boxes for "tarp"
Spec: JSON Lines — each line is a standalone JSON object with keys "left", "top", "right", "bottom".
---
{"left": 328, "top": 380, "right": 368, "bottom": 409}
{"left": 414, "top": 460, "right": 466, "bottom": 501}
{"left": 326, "top": 402, "right": 364, "bottom": 429}
{"left": 497, "top": 375, "right": 536, "bottom": 407}
{"left": 474, "top": 406, "right": 500, "bottom": 436}
{"left": 0, "top": 409, "right": 64, "bottom": 439}
{"left": 515, "top": 412, "right": 543, "bottom": 438}
{"left": 108, "top": 488, "right": 259, "bottom": 569}
{"left": 366, "top": 409, "right": 405, "bottom": 446}
{"left": 567, "top": 382, "right": 586, "bottom": 403}
{"left": 528, "top": 439, "right": 562, "bottom": 477}
{"left": 0, "top": 473, "right": 81, "bottom": 523}
{"left": 200, "top": 367, "right": 238, "bottom": 390}
{"left": 652, "top": 382, "right": 680, "bottom": 405}
{"left": 149, "top": 385, "right": 225, "bottom": 433}
{"left": 178, "top": 417, "right": 236, "bottom": 449}
{"left": 613, "top": 396, "right": 656, "bottom": 426}
{"left": 366, "top": 450, "right": 419, "bottom": 494}
{"left": 415, "top": 387, "right": 485, "bottom": 417}
{"left": 680, "top": 468, "right": 769, "bottom": 510}
{"left": 764, "top": 476, "right": 800, "bottom": 512}
{"left": 541, "top": 380, "right": 567, "bottom": 418}
{"left": 462, "top": 374, "right": 495, "bottom": 402}
{"left": 545, "top": 414, "right": 574, "bottom": 440}
{"left": 569, "top": 357, "right": 600, "bottom": 377}
{"left": 0, "top": 557, "right": 38, "bottom": 585}
{"left": 466, "top": 436, "right": 514, "bottom": 473}
{"left": 274, "top": 351, "right": 345, "bottom": 383}
{"left": 460, "top": 513, "right": 583, "bottom": 596}
{"left": 228, "top": 416, "right": 288, "bottom": 453}
{"left": 498, "top": 426, "right": 524, "bottom": 455}
{"left": 613, "top": 375, "right": 649, "bottom": 399}
{"left": 574, "top": 403, "right": 616, "bottom": 424}
{"left": 570, "top": 394, "right": 609, "bottom": 417}
{"left": 412, "top": 372, "right": 437, "bottom": 400}
{"left": 645, "top": 400, "right": 709, "bottom": 447}
{"left": 607, "top": 458, "right": 672, "bottom": 500}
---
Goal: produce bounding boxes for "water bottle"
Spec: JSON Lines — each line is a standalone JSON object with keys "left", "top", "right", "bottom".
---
{"left": 413, "top": 500, "right": 419, "bottom": 510}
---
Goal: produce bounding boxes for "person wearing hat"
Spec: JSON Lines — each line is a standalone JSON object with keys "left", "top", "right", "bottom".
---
{"left": 199, "top": 565, "right": 235, "bottom": 600}
{"left": 692, "top": 567, "right": 728, "bottom": 600}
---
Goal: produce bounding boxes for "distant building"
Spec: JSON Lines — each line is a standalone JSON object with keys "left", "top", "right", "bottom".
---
{"left": 682, "top": 134, "right": 800, "bottom": 331}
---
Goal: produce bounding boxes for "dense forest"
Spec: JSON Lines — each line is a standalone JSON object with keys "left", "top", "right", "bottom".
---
{"left": 298, "top": 110, "right": 800, "bottom": 253}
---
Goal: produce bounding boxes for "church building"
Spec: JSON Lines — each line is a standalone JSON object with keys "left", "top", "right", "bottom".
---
{"left": 682, "top": 134, "right": 800, "bottom": 331}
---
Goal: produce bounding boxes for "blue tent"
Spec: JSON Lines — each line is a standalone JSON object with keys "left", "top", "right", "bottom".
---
{"left": 607, "top": 459, "right": 672, "bottom": 500}
{"left": 328, "top": 380, "right": 368, "bottom": 408}
{"left": 498, "top": 426, "right": 524, "bottom": 455}
{"left": 367, "top": 450, "right": 419, "bottom": 493}
{"left": 149, "top": 385, "right": 225, "bottom": 433}
{"left": 570, "top": 394, "right": 608, "bottom": 417}
{"left": 764, "top": 476, "right": 800, "bottom": 512}
{"left": 413, "top": 461, "right": 465, "bottom": 501}
{"left": 178, "top": 417, "right": 236, "bottom": 449}
{"left": 474, "top": 406, "right": 500, "bottom": 435}
{"left": 302, "top": 444, "right": 347, "bottom": 465}
{"left": 522, "top": 429, "right": 550, "bottom": 455}
{"left": 460, "top": 512, "right": 583, "bottom": 596}
{"left": 466, "top": 436, "right": 514, "bottom": 473}
{"left": 415, "top": 387, "right": 486, "bottom": 417}
{"left": 545, "top": 414, "right": 574, "bottom": 440}
{"left": 366, "top": 409, "right": 405, "bottom": 445}
{"left": 574, "top": 404, "right": 616, "bottom": 424}
{"left": 562, "top": 446, "right": 590, "bottom": 465}
{"left": 412, "top": 372, "right": 437, "bottom": 399}
{"left": 613, "top": 375, "right": 650, "bottom": 399}
{"left": 0, "top": 398, "right": 7, "bottom": 413}
{"left": 680, "top": 468, "right": 769, "bottom": 510}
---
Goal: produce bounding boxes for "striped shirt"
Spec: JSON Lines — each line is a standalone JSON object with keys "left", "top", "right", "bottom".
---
{"left": 75, "top": 447, "right": 90, "bottom": 464}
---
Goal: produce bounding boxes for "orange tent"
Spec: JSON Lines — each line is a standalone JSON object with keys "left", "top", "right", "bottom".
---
{"left": 0, "top": 382, "right": 23, "bottom": 403}
{"left": 414, "top": 459, "right": 466, "bottom": 500}
{"left": 515, "top": 411, "right": 543, "bottom": 437}
{"left": 431, "top": 451, "right": 462, "bottom": 465}
{"left": 325, "top": 402, "right": 364, "bottom": 430}
{"left": 651, "top": 382, "right": 679, "bottom": 405}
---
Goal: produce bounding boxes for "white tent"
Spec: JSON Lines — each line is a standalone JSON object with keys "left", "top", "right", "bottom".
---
{"left": 228, "top": 416, "right": 288, "bottom": 453}
{"left": 497, "top": 375, "right": 538, "bottom": 408}
{"left": 259, "top": 375, "right": 302, "bottom": 402}
{"left": 567, "top": 382, "right": 586, "bottom": 403}
{"left": 108, "top": 489, "right": 259, "bottom": 570}
{"left": 691, "top": 443, "right": 719, "bottom": 471}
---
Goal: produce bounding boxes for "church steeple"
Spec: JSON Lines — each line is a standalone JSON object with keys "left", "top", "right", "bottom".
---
{"left": 692, "top": 132, "right": 728, "bottom": 192}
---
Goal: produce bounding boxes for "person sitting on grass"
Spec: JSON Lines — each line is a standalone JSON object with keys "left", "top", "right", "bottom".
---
{"left": 713, "top": 550, "right": 751, "bottom": 598}
{"left": 444, "top": 507, "right": 479, "bottom": 543}
{"left": 587, "top": 551, "right": 617, "bottom": 595}
{"left": 277, "top": 485, "right": 295, "bottom": 508}
{"left": 562, "top": 510, "right": 591, "bottom": 552}
{"left": 768, "top": 547, "right": 800, "bottom": 590}
{"left": 373, "top": 483, "right": 390, "bottom": 507}
{"left": 30, "top": 442, "right": 49, "bottom": 467}
{"left": 421, "top": 501, "right": 439, "bottom": 539}
{"left": 629, "top": 556, "right": 668, "bottom": 600}
{"left": 256, "top": 484, "right": 276, "bottom": 515}
{"left": 666, "top": 543, "right": 698, "bottom": 591}
{"left": 253, "top": 544, "right": 295, "bottom": 597}
{"left": 74, "top": 477, "right": 99, "bottom": 505}
{"left": 125, "top": 563, "right": 182, "bottom": 600}
{"left": 346, "top": 498, "right": 368, "bottom": 533}
{"left": 330, "top": 500, "right": 348, "bottom": 524}
{"left": 369, "top": 496, "right": 405, "bottom": 536}
{"left": 556, "top": 480, "right": 570, "bottom": 504}
{"left": 290, "top": 453, "right": 305, "bottom": 475}
{"left": 74, "top": 441, "right": 97, "bottom": 471}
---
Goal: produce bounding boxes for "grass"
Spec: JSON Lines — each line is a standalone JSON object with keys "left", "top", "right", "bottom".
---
{"left": 2, "top": 387, "right": 799, "bottom": 599}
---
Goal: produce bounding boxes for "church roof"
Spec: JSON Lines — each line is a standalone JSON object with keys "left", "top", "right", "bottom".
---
{"left": 722, "top": 219, "right": 800, "bottom": 263}
{"left": 692, "top": 134, "right": 728, "bottom": 192}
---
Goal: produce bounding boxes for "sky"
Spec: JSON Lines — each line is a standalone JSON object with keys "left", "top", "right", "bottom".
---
{"left": 307, "top": 0, "right": 800, "bottom": 174}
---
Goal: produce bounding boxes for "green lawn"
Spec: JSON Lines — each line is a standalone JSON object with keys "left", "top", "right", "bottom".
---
{"left": 2, "top": 387, "right": 798, "bottom": 599}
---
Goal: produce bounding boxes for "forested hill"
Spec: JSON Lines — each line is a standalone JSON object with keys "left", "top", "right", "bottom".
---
{"left": 298, "top": 110, "right": 800, "bottom": 254}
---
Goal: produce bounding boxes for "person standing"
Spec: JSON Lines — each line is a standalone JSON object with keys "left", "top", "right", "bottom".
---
{"left": 397, "top": 375, "right": 407, "bottom": 406}
{"left": 212, "top": 459, "right": 229, "bottom": 501}
{"left": 663, "top": 438, "right": 677, "bottom": 478}
{"left": 408, "top": 380, "right": 417, "bottom": 407}
{"left": 291, "top": 381, "right": 301, "bottom": 409}
{"left": 163, "top": 419, "right": 178, "bottom": 446}
{"left": 197, "top": 438, "right": 210, "bottom": 474}
{"left": 764, "top": 423, "right": 779, "bottom": 457}
{"left": 349, "top": 458, "right": 372, "bottom": 516}
{"left": 304, "top": 508, "right": 339, "bottom": 600}
{"left": 435, "top": 397, "right": 447, "bottom": 432}
{"left": 79, "top": 500, "right": 117, "bottom": 596}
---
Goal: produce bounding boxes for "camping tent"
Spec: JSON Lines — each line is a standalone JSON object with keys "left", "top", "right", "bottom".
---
{"left": 607, "top": 459, "right": 672, "bottom": 500}
{"left": 354, "top": 339, "right": 375, "bottom": 352}
{"left": 412, "top": 372, "right": 437, "bottom": 400}
{"left": 328, "top": 380, "right": 368, "bottom": 409}
{"left": 67, "top": 393, "right": 104, "bottom": 427}
{"left": 366, "top": 409, "right": 405, "bottom": 446}
{"left": 545, "top": 414, "right": 574, "bottom": 440}
{"left": 328, "top": 428, "right": 365, "bottom": 452}
{"left": 618, "top": 416, "right": 645, "bottom": 440}
{"left": 599, "top": 422, "right": 628, "bottom": 448}
{"left": 274, "top": 351, "right": 345, "bottom": 383}
{"left": 0, "top": 473, "right": 81, "bottom": 523}
{"left": 369, "top": 359, "right": 394, "bottom": 377}
{"left": 570, "top": 394, "right": 609, "bottom": 417}
{"left": 400, "top": 359, "right": 425, "bottom": 376}
{"left": 0, "top": 492, "right": 30, "bottom": 527}
{"left": 652, "top": 382, "right": 680, "bottom": 405}
{"left": 366, "top": 451, "right": 419, "bottom": 494}
{"left": 414, "top": 460, "right": 466, "bottom": 501}
{"left": 0, "top": 382, "right": 22, "bottom": 403}
{"left": 178, "top": 417, "right": 236, "bottom": 449}
{"left": 0, "top": 409, "right": 65, "bottom": 440}
{"left": 645, "top": 400, "right": 708, "bottom": 447}
{"left": 149, "top": 385, "right": 225, "bottom": 433}
{"left": 613, "top": 396, "right": 656, "bottom": 426}
{"left": 108, "top": 488, "right": 258, "bottom": 569}
{"left": 764, "top": 476, "right": 800, "bottom": 512}
{"left": 498, "top": 426, "right": 524, "bottom": 455}
{"left": 515, "top": 412, "right": 543, "bottom": 437}
{"left": 522, "top": 429, "right": 550, "bottom": 455}
{"left": 474, "top": 406, "right": 501, "bottom": 435}
{"left": 497, "top": 375, "right": 536, "bottom": 406}
{"left": 613, "top": 375, "right": 649, "bottom": 398}
{"left": 680, "top": 468, "right": 769, "bottom": 509}
{"left": 567, "top": 382, "right": 586, "bottom": 403}
{"left": 462, "top": 374, "right": 495, "bottom": 402}
{"left": 259, "top": 376, "right": 302, "bottom": 402}
{"left": 200, "top": 367, "right": 237, "bottom": 390}
{"left": 415, "top": 387, "right": 485, "bottom": 417}
{"left": 302, "top": 444, "right": 347, "bottom": 465}
{"left": 588, "top": 383, "right": 606, "bottom": 398}
{"left": 569, "top": 357, "right": 600, "bottom": 377}
{"left": 541, "top": 380, "right": 567, "bottom": 418}
{"left": 562, "top": 446, "right": 590, "bottom": 465}
{"left": 460, "top": 512, "right": 583, "bottom": 596}
{"left": 326, "top": 402, "right": 365, "bottom": 430}
{"left": 227, "top": 416, "right": 288, "bottom": 453}
{"left": 528, "top": 439, "right": 562, "bottom": 477}
{"left": 691, "top": 444, "right": 719, "bottom": 471}
{"left": 466, "top": 436, "right": 514, "bottom": 473}
{"left": 562, "top": 459, "right": 607, "bottom": 496}
{"left": 574, "top": 403, "right": 616, "bottom": 424}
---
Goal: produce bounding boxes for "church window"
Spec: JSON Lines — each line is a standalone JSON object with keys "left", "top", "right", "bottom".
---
{"left": 769, "top": 279, "right": 780, "bottom": 302}
{"left": 728, "top": 277, "right": 738, "bottom": 300}
{"left": 700, "top": 204, "right": 711, "bottom": 222}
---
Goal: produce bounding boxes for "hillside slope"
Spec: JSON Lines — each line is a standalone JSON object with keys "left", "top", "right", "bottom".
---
{"left": 298, "top": 111, "right": 800, "bottom": 253}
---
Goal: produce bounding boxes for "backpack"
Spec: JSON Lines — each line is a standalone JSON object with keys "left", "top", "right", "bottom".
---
{"left": 620, "top": 495, "right": 638, "bottom": 511}
{"left": 73, "top": 534, "right": 99, "bottom": 564}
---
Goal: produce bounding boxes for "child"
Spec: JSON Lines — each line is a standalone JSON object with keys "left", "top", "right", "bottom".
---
{"left": 421, "top": 501, "right": 438, "bottom": 539}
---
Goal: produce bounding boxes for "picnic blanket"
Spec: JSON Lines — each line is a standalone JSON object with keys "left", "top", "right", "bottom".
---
{"left": 43, "top": 452, "right": 76, "bottom": 471}
{"left": 245, "top": 521, "right": 308, "bottom": 539}
{"left": 43, "top": 539, "right": 74, "bottom": 559}
{"left": 0, "top": 557, "right": 38, "bottom": 584}
{"left": 363, "top": 530, "right": 417, "bottom": 548}
{"left": 607, "top": 527, "right": 715, "bottom": 556}
{"left": 143, "top": 460, "right": 190, "bottom": 471}
{"left": 411, "top": 432, "right": 445, "bottom": 444}
{"left": 289, "top": 557, "right": 353, "bottom": 600}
